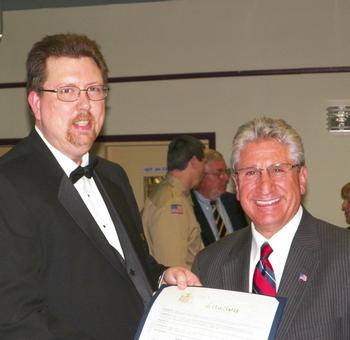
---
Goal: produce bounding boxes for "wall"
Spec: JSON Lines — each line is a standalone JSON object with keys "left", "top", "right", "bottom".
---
{"left": 0, "top": 0, "right": 350, "bottom": 226}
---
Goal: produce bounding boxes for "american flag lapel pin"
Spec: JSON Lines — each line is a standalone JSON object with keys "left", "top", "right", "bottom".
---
{"left": 298, "top": 272, "right": 308, "bottom": 283}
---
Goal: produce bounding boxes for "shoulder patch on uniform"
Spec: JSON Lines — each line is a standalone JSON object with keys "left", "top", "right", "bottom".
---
{"left": 170, "top": 204, "right": 183, "bottom": 214}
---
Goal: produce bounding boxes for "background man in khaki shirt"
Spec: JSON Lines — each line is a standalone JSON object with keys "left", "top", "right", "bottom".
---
{"left": 142, "top": 135, "right": 205, "bottom": 268}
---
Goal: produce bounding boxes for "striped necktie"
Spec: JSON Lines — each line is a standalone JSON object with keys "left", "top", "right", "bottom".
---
{"left": 210, "top": 200, "right": 227, "bottom": 238}
{"left": 253, "top": 242, "right": 276, "bottom": 297}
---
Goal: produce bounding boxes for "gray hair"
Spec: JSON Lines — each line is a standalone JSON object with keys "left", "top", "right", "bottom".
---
{"left": 231, "top": 116, "right": 305, "bottom": 169}
{"left": 204, "top": 149, "right": 225, "bottom": 163}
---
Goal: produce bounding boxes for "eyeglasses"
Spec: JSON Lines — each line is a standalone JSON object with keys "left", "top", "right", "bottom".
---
{"left": 205, "top": 169, "right": 231, "bottom": 177}
{"left": 39, "top": 85, "right": 109, "bottom": 102}
{"left": 234, "top": 163, "right": 301, "bottom": 182}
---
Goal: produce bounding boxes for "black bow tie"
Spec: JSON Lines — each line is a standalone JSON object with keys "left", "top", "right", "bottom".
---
{"left": 70, "top": 158, "right": 98, "bottom": 184}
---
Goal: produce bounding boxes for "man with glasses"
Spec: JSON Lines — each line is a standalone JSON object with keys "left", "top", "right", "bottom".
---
{"left": 191, "top": 149, "right": 247, "bottom": 246}
{"left": 193, "top": 116, "right": 350, "bottom": 339}
{"left": 0, "top": 33, "right": 200, "bottom": 340}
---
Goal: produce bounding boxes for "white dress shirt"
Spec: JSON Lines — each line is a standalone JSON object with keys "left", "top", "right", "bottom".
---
{"left": 248, "top": 205, "right": 303, "bottom": 292}
{"left": 35, "top": 126, "right": 124, "bottom": 258}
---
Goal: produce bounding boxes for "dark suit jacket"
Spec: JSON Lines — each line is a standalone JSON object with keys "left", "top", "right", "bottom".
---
{"left": 191, "top": 191, "right": 247, "bottom": 246}
{"left": 192, "top": 209, "right": 350, "bottom": 339}
{"left": 0, "top": 130, "right": 164, "bottom": 340}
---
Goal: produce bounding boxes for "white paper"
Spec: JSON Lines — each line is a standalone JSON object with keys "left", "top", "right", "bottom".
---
{"left": 137, "top": 286, "right": 281, "bottom": 340}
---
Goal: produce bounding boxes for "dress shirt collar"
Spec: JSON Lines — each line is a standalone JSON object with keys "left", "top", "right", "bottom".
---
{"left": 35, "top": 126, "right": 89, "bottom": 177}
{"left": 193, "top": 190, "right": 221, "bottom": 205}
{"left": 251, "top": 205, "right": 303, "bottom": 256}
{"left": 250, "top": 205, "right": 303, "bottom": 291}
{"left": 193, "top": 190, "right": 211, "bottom": 204}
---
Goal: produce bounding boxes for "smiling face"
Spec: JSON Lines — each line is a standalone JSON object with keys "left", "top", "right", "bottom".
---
{"left": 234, "top": 139, "right": 307, "bottom": 238}
{"left": 28, "top": 56, "right": 106, "bottom": 164}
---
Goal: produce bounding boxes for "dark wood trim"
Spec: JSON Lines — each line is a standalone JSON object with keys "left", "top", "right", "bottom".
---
{"left": 96, "top": 132, "right": 215, "bottom": 148}
{"left": 0, "top": 138, "right": 21, "bottom": 145}
{"left": 0, "top": 82, "right": 26, "bottom": 89}
{"left": 0, "top": 132, "right": 216, "bottom": 148}
{"left": 2, "top": 66, "right": 350, "bottom": 89}
{"left": 109, "top": 66, "right": 350, "bottom": 83}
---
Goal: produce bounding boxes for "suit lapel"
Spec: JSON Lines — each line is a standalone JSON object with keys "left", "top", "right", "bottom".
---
{"left": 276, "top": 210, "right": 320, "bottom": 338}
{"left": 58, "top": 175, "right": 127, "bottom": 275}
{"left": 191, "top": 191, "right": 216, "bottom": 246}
{"left": 222, "top": 230, "right": 251, "bottom": 291}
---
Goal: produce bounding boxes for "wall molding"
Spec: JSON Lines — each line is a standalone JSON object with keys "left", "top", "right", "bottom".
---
{"left": 0, "top": 132, "right": 216, "bottom": 148}
{"left": 1, "top": 66, "right": 350, "bottom": 89}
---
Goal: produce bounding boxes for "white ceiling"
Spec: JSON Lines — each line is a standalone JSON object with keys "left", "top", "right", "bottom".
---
{"left": 2, "top": 0, "right": 170, "bottom": 11}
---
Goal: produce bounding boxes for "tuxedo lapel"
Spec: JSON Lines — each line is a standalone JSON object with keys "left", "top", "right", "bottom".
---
{"left": 27, "top": 130, "right": 127, "bottom": 275}
{"left": 276, "top": 210, "right": 320, "bottom": 338}
{"left": 93, "top": 168, "right": 154, "bottom": 303}
{"left": 93, "top": 171, "right": 142, "bottom": 251}
{"left": 57, "top": 175, "right": 128, "bottom": 276}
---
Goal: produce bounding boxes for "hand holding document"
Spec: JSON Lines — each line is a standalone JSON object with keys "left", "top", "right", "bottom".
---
{"left": 135, "top": 286, "right": 285, "bottom": 340}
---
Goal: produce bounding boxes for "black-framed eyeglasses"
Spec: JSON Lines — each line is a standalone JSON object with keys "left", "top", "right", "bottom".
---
{"left": 39, "top": 85, "right": 109, "bottom": 102}
{"left": 204, "top": 169, "right": 231, "bottom": 177}
{"left": 234, "top": 163, "right": 301, "bottom": 182}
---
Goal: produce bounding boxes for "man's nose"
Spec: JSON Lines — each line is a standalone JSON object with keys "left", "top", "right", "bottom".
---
{"left": 221, "top": 172, "right": 230, "bottom": 182}
{"left": 257, "top": 169, "right": 275, "bottom": 192}
{"left": 77, "top": 90, "right": 91, "bottom": 109}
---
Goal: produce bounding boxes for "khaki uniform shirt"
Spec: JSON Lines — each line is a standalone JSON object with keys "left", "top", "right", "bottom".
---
{"left": 142, "top": 174, "right": 204, "bottom": 269}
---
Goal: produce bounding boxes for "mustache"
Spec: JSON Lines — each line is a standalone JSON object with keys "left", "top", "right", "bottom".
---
{"left": 72, "top": 112, "right": 93, "bottom": 122}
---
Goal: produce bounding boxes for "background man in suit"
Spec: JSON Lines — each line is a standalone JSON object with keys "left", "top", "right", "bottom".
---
{"left": 193, "top": 116, "right": 350, "bottom": 339}
{"left": 191, "top": 149, "right": 247, "bottom": 246}
{"left": 143, "top": 135, "right": 205, "bottom": 268}
{"left": 0, "top": 33, "right": 199, "bottom": 340}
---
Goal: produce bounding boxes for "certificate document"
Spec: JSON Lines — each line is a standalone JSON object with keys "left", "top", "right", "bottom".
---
{"left": 135, "top": 286, "right": 286, "bottom": 340}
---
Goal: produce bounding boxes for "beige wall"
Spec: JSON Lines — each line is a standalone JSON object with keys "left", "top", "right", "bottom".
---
{"left": 0, "top": 0, "right": 350, "bottom": 226}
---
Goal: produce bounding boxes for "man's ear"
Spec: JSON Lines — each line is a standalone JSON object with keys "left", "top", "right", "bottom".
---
{"left": 27, "top": 91, "right": 41, "bottom": 120}
{"left": 188, "top": 156, "right": 197, "bottom": 169}
{"left": 232, "top": 175, "right": 240, "bottom": 201}
{"left": 299, "top": 165, "right": 308, "bottom": 195}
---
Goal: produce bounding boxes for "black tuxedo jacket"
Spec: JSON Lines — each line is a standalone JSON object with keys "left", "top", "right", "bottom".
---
{"left": 191, "top": 191, "right": 247, "bottom": 246}
{"left": 193, "top": 209, "right": 350, "bottom": 339}
{"left": 0, "top": 130, "right": 164, "bottom": 340}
